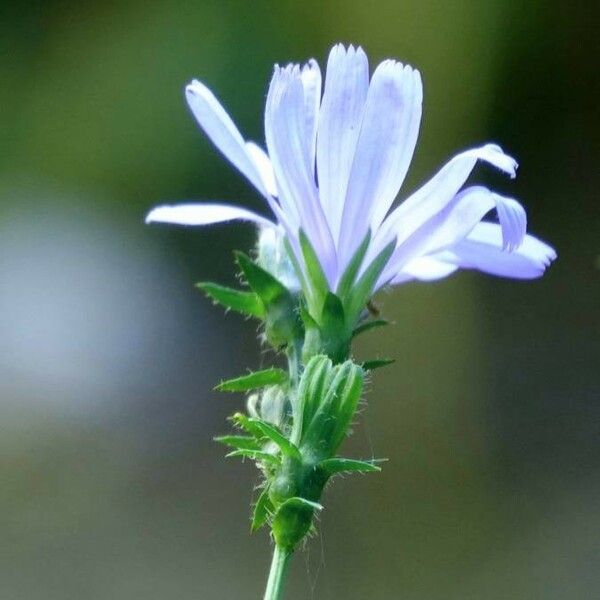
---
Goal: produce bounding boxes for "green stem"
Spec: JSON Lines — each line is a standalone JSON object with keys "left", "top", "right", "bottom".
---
{"left": 263, "top": 545, "right": 291, "bottom": 600}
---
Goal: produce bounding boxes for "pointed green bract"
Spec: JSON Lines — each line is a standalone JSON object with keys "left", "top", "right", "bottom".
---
{"left": 301, "top": 359, "right": 364, "bottom": 457}
{"left": 319, "top": 292, "right": 349, "bottom": 363}
{"left": 251, "top": 487, "right": 273, "bottom": 532}
{"left": 196, "top": 282, "right": 265, "bottom": 318}
{"left": 249, "top": 419, "right": 302, "bottom": 461}
{"left": 299, "top": 229, "right": 329, "bottom": 316}
{"left": 336, "top": 230, "right": 371, "bottom": 300}
{"left": 352, "top": 318, "right": 389, "bottom": 338}
{"left": 231, "top": 412, "right": 267, "bottom": 438}
{"left": 272, "top": 496, "right": 323, "bottom": 551}
{"left": 235, "top": 251, "right": 290, "bottom": 306}
{"left": 318, "top": 457, "right": 382, "bottom": 475}
{"left": 345, "top": 239, "right": 396, "bottom": 326}
{"left": 215, "top": 368, "right": 288, "bottom": 392}
{"left": 214, "top": 435, "right": 262, "bottom": 451}
{"left": 362, "top": 358, "right": 395, "bottom": 371}
{"left": 296, "top": 355, "right": 334, "bottom": 445}
{"left": 226, "top": 449, "right": 281, "bottom": 466}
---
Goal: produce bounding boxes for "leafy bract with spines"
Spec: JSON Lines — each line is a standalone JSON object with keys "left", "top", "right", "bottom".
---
{"left": 235, "top": 251, "right": 290, "bottom": 306}
{"left": 249, "top": 419, "right": 302, "bottom": 461}
{"left": 251, "top": 487, "right": 274, "bottom": 532}
{"left": 318, "top": 457, "right": 382, "bottom": 476}
{"left": 235, "top": 251, "right": 301, "bottom": 347}
{"left": 215, "top": 368, "right": 288, "bottom": 392}
{"left": 196, "top": 282, "right": 265, "bottom": 318}
{"left": 214, "top": 435, "right": 262, "bottom": 451}
{"left": 226, "top": 449, "right": 281, "bottom": 466}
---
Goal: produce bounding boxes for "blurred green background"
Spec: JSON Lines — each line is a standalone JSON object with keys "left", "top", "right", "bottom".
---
{"left": 1, "top": 1, "right": 598, "bottom": 598}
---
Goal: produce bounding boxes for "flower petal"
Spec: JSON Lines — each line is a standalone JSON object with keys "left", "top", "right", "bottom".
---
{"left": 301, "top": 59, "right": 322, "bottom": 170}
{"left": 436, "top": 222, "right": 557, "bottom": 279}
{"left": 245, "top": 142, "right": 278, "bottom": 198}
{"left": 316, "top": 44, "right": 369, "bottom": 241}
{"left": 390, "top": 256, "right": 459, "bottom": 285}
{"left": 185, "top": 80, "right": 268, "bottom": 198}
{"left": 379, "top": 186, "right": 527, "bottom": 282}
{"left": 145, "top": 203, "right": 274, "bottom": 228}
{"left": 374, "top": 143, "right": 518, "bottom": 251}
{"left": 265, "top": 65, "right": 337, "bottom": 285}
{"left": 338, "top": 62, "right": 423, "bottom": 267}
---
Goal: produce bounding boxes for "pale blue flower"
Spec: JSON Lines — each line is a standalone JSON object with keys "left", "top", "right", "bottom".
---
{"left": 146, "top": 44, "right": 556, "bottom": 289}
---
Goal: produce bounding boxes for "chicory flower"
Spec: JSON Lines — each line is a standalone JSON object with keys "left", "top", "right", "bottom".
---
{"left": 147, "top": 43, "right": 555, "bottom": 291}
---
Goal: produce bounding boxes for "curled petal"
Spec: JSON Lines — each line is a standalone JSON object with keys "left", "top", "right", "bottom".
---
{"left": 145, "top": 203, "right": 274, "bottom": 228}
{"left": 439, "top": 222, "right": 557, "bottom": 279}
{"left": 316, "top": 44, "right": 369, "bottom": 241}
{"left": 377, "top": 186, "right": 527, "bottom": 283}
{"left": 374, "top": 143, "right": 518, "bottom": 252}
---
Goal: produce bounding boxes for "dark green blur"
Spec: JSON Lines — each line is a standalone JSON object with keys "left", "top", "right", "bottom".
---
{"left": 1, "top": 1, "right": 598, "bottom": 598}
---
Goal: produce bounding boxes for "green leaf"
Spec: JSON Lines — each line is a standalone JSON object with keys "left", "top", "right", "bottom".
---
{"left": 196, "top": 282, "right": 265, "bottom": 318}
{"left": 251, "top": 487, "right": 273, "bottom": 532}
{"left": 345, "top": 239, "right": 396, "bottom": 325}
{"left": 352, "top": 318, "right": 389, "bottom": 338}
{"left": 336, "top": 230, "right": 371, "bottom": 300}
{"left": 235, "top": 251, "right": 290, "bottom": 306}
{"left": 362, "top": 358, "right": 395, "bottom": 371}
{"left": 215, "top": 368, "right": 288, "bottom": 392}
{"left": 226, "top": 449, "right": 281, "bottom": 466}
{"left": 214, "top": 435, "right": 261, "bottom": 451}
{"left": 248, "top": 419, "right": 302, "bottom": 461}
{"left": 318, "top": 457, "right": 382, "bottom": 476}
{"left": 299, "top": 229, "right": 329, "bottom": 314}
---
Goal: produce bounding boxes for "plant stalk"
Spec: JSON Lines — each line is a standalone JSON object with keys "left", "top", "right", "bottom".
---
{"left": 263, "top": 545, "right": 291, "bottom": 600}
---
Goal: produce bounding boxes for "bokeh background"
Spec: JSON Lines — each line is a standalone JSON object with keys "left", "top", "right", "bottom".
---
{"left": 1, "top": 1, "right": 598, "bottom": 598}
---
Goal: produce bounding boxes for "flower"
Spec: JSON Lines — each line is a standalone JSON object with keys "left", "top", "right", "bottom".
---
{"left": 146, "top": 43, "right": 556, "bottom": 291}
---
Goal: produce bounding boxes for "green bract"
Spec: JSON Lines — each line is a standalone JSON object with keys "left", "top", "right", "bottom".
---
{"left": 203, "top": 248, "right": 393, "bottom": 557}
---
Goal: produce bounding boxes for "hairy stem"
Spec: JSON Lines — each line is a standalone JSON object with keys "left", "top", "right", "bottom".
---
{"left": 263, "top": 545, "right": 291, "bottom": 600}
